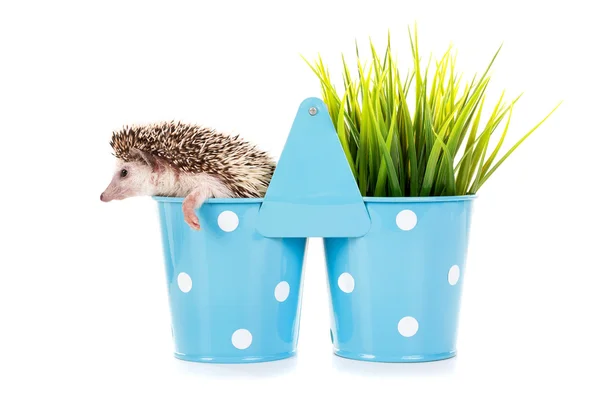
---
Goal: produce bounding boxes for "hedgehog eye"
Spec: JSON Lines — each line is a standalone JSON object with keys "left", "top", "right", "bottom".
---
{"left": 120, "top": 169, "right": 128, "bottom": 178}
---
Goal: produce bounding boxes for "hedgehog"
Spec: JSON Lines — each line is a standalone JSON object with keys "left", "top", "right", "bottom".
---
{"left": 100, "top": 121, "right": 276, "bottom": 230}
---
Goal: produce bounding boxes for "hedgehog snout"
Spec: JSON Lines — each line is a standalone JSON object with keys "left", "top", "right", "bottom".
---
{"left": 100, "top": 182, "right": 122, "bottom": 202}
{"left": 100, "top": 192, "right": 110, "bottom": 202}
{"left": 100, "top": 191, "right": 113, "bottom": 202}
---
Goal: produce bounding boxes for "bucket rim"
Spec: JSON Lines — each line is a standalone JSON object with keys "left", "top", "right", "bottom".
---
{"left": 152, "top": 194, "right": 476, "bottom": 204}
{"left": 152, "top": 196, "right": 263, "bottom": 204}
{"left": 363, "top": 194, "right": 477, "bottom": 203}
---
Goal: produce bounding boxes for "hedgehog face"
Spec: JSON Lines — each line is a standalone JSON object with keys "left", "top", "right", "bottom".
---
{"left": 100, "top": 159, "right": 155, "bottom": 202}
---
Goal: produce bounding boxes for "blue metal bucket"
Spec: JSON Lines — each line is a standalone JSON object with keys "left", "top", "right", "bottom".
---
{"left": 324, "top": 196, "right": 475, "bottom": 362}
{"left": 155, "top": 197, "right": 307, "bottom": 363}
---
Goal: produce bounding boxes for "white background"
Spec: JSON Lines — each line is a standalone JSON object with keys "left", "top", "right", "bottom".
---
{"left": 1, "top": 1, "right": 599, "bottom": 398}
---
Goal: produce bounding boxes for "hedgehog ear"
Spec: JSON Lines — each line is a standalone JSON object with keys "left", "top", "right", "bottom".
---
{"left": 130, "top": 148, "right": 157, "bottom": 169}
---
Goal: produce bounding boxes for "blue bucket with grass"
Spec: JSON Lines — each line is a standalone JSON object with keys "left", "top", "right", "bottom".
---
{"left": 255, "top": 97, "right": 476, "bottom": 362}
{"left": 256, "top": 97, "right": 477, "bottom": 363}
{"left": 155, "top": 197, "right": 307, "bottom": 363}
{"left": 324, "top": 196, "right": 475, "bottom": 362}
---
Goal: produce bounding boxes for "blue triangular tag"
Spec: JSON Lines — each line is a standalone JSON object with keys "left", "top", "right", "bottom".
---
{"left": 256, "top": 97, "right": 371, "bottom": 238}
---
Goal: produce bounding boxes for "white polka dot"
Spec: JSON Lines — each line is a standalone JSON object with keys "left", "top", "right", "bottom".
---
{"left": 448, "top": 265, "right": 460, "bottom": 285}
{"left": 398, "top": 316, "right": 419, "bottom": 337}
{"left": 338, "top": 272, "right": 355, "bottom": 293}
{"left": 396, "top": 209, "right": 417, "bottom": 230}
{"left": 218, "top": 210, "right": 239, "bottom": 232}
{"left": 274, "top": 281, "right": 290, "bottom": 302}
{"left": 231, "top": 329, "right": 252, "bottom": 349}
{"left": 177, "top": 272, "right": 192, "bottom": 293}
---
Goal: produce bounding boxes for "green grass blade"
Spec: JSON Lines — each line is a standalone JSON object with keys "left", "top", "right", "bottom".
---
{"left": 474, "top": 101, "right": 562, "bottom": 191}
{"left": 336, "top": 91, "right": 357, "bottom": 178}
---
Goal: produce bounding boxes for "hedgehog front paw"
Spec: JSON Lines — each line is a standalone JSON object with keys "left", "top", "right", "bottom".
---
{"left": 182, "top": 204, "right": 201, "bottom": 231}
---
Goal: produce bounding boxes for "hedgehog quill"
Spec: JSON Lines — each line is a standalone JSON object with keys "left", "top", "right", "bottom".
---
{"left": 100, "top": 121, "right": 276, "bottom": 230}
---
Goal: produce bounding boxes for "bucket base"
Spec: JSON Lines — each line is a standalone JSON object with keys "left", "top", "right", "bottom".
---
{"left": 333, "top": 349, "right": 456, "bottom": 363}
{"left": 174, "top": 350, "right": 296, "bottom": 364}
